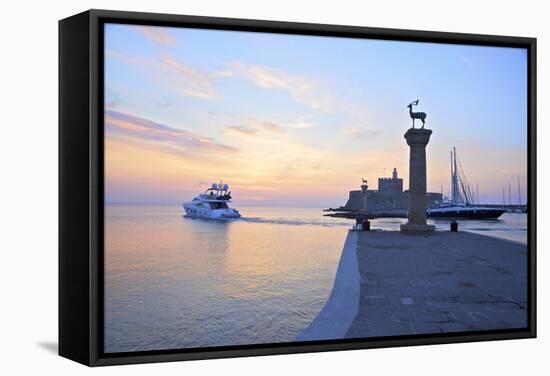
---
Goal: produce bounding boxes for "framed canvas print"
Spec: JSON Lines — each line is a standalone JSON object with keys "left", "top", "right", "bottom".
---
{"left": 59, "top": 9, "right": 536, "bottom": 366}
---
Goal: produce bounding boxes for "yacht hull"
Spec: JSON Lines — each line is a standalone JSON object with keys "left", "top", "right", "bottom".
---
{"left": 183, "top": 203, "right": 241, "bottom": 219}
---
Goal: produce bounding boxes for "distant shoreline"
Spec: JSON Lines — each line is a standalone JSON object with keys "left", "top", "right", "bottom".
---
{"left": 324, "top": 210, "right": 408, "bottom": 219}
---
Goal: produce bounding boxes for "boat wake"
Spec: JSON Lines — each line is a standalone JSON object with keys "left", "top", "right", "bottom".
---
{"left": 238, "top": 217, "right": 349, "bottom": 227}
{"left": 182, "top": 215, "right": 348, "bottom": 227}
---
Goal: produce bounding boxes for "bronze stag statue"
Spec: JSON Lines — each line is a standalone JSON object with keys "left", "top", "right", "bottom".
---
{"left": 407, "top": 99, "right": 427, "bottom": 128}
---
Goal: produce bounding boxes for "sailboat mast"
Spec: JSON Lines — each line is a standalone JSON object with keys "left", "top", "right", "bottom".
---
{"left": 450, "top": 150, "right": 454, "bottom": 203}
{"left": 453, "top": 147, "right": 459, "bottom": 203}
{"left": 517, "top": 176, "right": 521, "bottom": 206}
{"left": 508, "top": 183, "right": 512, "bottom": 206}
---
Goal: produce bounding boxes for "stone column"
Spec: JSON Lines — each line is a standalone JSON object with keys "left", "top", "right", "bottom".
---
{"left": 359, "top": 181, "right": 368, "bottom": 212}
{"left": 400, "top": 128, "right": 435, "bottom": 233}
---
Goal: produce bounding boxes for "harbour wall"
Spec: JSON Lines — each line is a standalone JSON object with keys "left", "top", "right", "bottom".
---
{"left": 344, "top": 190, "right": 442, "bottom": 212}
{"left": 297, "top": 230, "right": 528, "bottom": 341}
{"left": 296, "top": 231, "right": 360, "bottom": 342}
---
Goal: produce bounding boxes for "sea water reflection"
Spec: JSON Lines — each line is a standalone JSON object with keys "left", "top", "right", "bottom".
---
{"left": 104, "top": 205, "right": 527, "bottom": 352}
{"left": 104, "top": 204, "right": 347, "bottom": 353}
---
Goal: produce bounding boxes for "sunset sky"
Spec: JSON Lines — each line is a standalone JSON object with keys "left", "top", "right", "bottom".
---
{"left": 104, "top": 23, "right": 528, "bottom": 206}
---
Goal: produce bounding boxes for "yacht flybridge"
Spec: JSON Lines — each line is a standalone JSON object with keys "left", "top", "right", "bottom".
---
{"left": 427, "top": 148, "right": 505, "bottom": 219}
{"left": 183, "top": 181, "right": 241, "bottom": 219}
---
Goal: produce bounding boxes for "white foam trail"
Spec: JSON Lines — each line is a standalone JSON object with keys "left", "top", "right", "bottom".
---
{"left": 238, "top": 217, "right": 350, "bottom": 227}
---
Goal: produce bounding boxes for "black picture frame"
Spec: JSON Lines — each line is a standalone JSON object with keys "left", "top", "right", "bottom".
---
{"left": 59, "top": 9, "right": 537, "bottom": 367}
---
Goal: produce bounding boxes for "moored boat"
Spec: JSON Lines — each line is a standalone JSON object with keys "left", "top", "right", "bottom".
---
{"left": 427, "top": 201, "right": 505, "bottom": 219}
{"left": 427, "top": 148, "right": 504, "bottom": 220}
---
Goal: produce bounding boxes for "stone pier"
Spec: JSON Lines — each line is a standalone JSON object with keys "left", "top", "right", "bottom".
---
{"left": 400, "top": 128, "right": 435, "bottom": 233}
{"left": 297, "top": 230, "right": 528, "bottom": 341}
{"left": 346, "top": 231, "right": 528, "bottom": 337}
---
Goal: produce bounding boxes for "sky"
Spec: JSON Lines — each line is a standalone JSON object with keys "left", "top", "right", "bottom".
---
{"left": 104, "top": 23, "right": 528, "bottom": 206}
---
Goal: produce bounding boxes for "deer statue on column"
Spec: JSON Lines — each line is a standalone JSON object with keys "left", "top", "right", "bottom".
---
{"left": 407, "top": 99, "right": 427, "bottom": 128}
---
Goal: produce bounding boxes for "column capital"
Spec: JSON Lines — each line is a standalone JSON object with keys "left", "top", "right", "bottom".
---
{"left": 404, "top": 128, "right": 432, "bottom": 146}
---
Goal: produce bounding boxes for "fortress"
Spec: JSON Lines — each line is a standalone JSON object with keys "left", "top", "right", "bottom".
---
{"left": 344, "top": 168, "right": 442, "bottom": 212}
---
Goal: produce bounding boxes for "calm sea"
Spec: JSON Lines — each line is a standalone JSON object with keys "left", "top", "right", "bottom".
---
{"left": 104, "top": 204, "right": 527, "bottom": 353}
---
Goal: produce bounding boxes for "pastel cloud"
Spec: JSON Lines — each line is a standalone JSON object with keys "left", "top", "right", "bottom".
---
{"left": 342, "top": 126, "right": 379, "bottom": 140}
{"left": 260, "top": 121, "right": 283, "bottom": 132}
{"left": 135, "top": 26, "right": 176, "bottom": 46}
{"left": 224, "top": 125, "right": 258, "bottom": 136}
{"left": 158, "top": 55, "right": 218, "bottom": 99}
{"left": 103, "top": 110, "right": 416, "bottom": 205}
{"left": 284, "top": 120, "right": 314, "bottom": 129}
{"left": 103, "top": 55, "right": 399, "bottom": 203}
{"left": 106, "top": 50, "right": 218, "bottom": 99}
{"left": 223, "top": 117, "right": 314, "bottom": 139}
{"left": 228, "top": 62, "right": 335, "bottom": 111}
{"left": 105, "top": 110, "right": 237, "bottom": 155}
{"left": 107, "top": 50, "right": 341, "bottom": 110}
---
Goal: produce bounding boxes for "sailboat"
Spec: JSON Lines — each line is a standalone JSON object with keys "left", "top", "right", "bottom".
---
{"left": 426, "top": 148, "right": 505, "bottom": 219}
